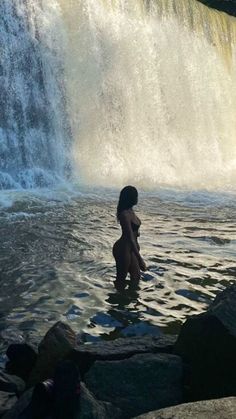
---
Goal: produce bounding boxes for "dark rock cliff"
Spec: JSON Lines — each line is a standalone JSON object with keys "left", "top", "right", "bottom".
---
{"left": 198, "top": 0, "right": 236, "bottom": 17}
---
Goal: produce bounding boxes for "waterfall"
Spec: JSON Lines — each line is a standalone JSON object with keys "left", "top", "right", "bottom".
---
{"left": 0, "top": 0, "right": 70, "bottom": 189}
{"left": 1, "top": 0, "right": 236, "bottom": 190}
{"left": 60, "top": 0, "right": 236, "bottom": 189}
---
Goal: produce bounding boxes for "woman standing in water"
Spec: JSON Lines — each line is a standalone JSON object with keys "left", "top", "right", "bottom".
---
{"left": 113, "top": 186, "right": 146, "bottom": 287}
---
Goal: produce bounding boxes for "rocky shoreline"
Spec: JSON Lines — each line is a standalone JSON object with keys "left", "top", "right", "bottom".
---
{"left": 1, "top": 284, "right": 236, "bottom": 418}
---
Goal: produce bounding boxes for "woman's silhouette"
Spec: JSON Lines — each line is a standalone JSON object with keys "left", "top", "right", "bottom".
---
{"left": 113, "top": 186, "right": 146, "bottom": 287}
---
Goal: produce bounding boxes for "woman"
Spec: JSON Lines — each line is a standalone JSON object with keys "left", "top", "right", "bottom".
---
{"left": 113, "top": 186, "right": 146, "bottom": 286}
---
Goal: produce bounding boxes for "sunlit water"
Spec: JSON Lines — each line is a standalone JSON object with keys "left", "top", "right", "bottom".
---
{"left": 1, "top": 0, "right": 236, "bottom": 357}
{"left": 0, "top": 187, "right": 235, "bottom": 351}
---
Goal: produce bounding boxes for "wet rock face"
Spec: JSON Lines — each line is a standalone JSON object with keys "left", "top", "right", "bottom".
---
{"left": 174, "top": 285, "right": 236, "bottom": 401}
{"left": 85, "top": 353, "right": 183, "bottom": 418}
{"left": 198, "top": 0, "right": 236, "bottom": 17}
{"left": 28, "top": 322, "right": 77, "bottom": 387}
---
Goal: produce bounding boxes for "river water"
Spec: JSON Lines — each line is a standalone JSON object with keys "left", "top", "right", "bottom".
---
{"left": 0, "top": 187, "right": 235, "bottom": 351}
{"left": 1, "top": 0, "right": 236, "bottom": 352}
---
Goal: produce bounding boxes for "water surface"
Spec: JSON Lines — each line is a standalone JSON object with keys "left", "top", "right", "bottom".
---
{"left": 0, "top": 187, "right": 235, "bottom": 351}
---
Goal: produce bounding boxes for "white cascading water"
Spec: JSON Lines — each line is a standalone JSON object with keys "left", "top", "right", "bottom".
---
{"left": 0, "top": 0, "right": 70, "bottom": 189}
{"left": 60, "top": 0, "right": 236, "bottom": 189}
{"left": 1, "top": 0, "right": 236, "bottom": 190}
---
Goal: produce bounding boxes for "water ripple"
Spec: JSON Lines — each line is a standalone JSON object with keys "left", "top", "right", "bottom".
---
{"left": 0, "top": 189, "right": 235, "bottom": 349}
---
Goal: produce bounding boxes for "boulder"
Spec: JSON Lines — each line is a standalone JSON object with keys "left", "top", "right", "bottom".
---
{"left": 0, "top": 371, "right": 25, "bottom": 417}
{"left": 79, "top": 383, "right": 122, "bottom": 419}
{"left": 6, "top": 344, "right": 37, "bottom": 382}
{"left": 1, "top": 384, "right": 121, "bottom": 419}
{"left": 174, "top": 284, "right": 236, "bottom": 400}
{"left": 85, "top": 353, "right": 182, "bottom": 418}
{"left": 0, "top": 391, "right": 18, "bottom": 418}
{"left": 0, "top": 371, "right": 25, "bottom": 395}
{"left": 69, "top": 335, "right": 177, "bottom": 376}
{"left": 1, "top": 389, "right": 33, "bottom": 419}
{"left": 134, "top": 396, "right": 236, "bottom": 418}
{"left": 28, "top": 322, "right": 76, "bottom": 387}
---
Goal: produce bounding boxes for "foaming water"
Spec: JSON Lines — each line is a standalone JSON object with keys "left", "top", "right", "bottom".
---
{"left": 0, "top": 0, "right": 70, "bottom": 189}
{"left": 1, "top": 0, "right": 236, "bottom": 190}
{"left": 0, "top": 188, "right": 235, "bottom": 348}
{"left": 60, "top": 0, "right": 236, "bottom": 189}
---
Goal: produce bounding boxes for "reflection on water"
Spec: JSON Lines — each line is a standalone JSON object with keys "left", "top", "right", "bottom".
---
{"left": 0, "top": 188, "right": 235, "bottom": 350}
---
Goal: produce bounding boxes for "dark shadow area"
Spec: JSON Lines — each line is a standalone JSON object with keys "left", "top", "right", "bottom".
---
{"left": 198, "top": 0, "right": 236, "bottom": 17}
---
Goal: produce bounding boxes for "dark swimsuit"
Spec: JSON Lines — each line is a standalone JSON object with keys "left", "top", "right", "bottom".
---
{"left": 113, "top": 214, "right": 141, "bottom": 258}
{"left": 113, "top": 214, "right": 141, "bottom": 280}
{"left": 131, "top": 218, "right": 141, "bottom": 237}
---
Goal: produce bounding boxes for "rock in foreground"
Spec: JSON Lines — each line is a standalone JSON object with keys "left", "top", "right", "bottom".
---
{"left": 70, "top": 334, "right": 177, "bottom": 376}
{"left": 85, "top": 353, "right": 183, "bottom": 418}
{"left": 134, "top": 396, "right": 236, "bottom": 418}
{"left": 2, "top": 384, "right": 121, "bottom": 419}
{"left": 174, "top": 284, "right": 236, "bottom": 400}
{"left": 6, "top": 344, "right": 37, "bottom": 382}
{"left": 28, "top": 322, "right": 76, "bottom": 387}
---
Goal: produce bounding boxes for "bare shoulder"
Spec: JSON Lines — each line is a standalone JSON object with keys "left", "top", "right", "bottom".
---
{"left": 119, "top": 209, "right": 131, "bottom": 221}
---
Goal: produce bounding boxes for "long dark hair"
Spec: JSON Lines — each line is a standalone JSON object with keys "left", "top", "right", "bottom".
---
{"left": 117, "top": 186, "right": 138, "bottom": 221}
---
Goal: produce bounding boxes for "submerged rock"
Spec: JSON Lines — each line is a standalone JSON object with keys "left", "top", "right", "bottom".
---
{"left": 174, "top": 284, "right": 236, "bottom": 400}
{"left": 134, "top": 396, "right": 236, "bottom": 418}
{"left": 85, "top": 353, "right": 183, "bottom": 418}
